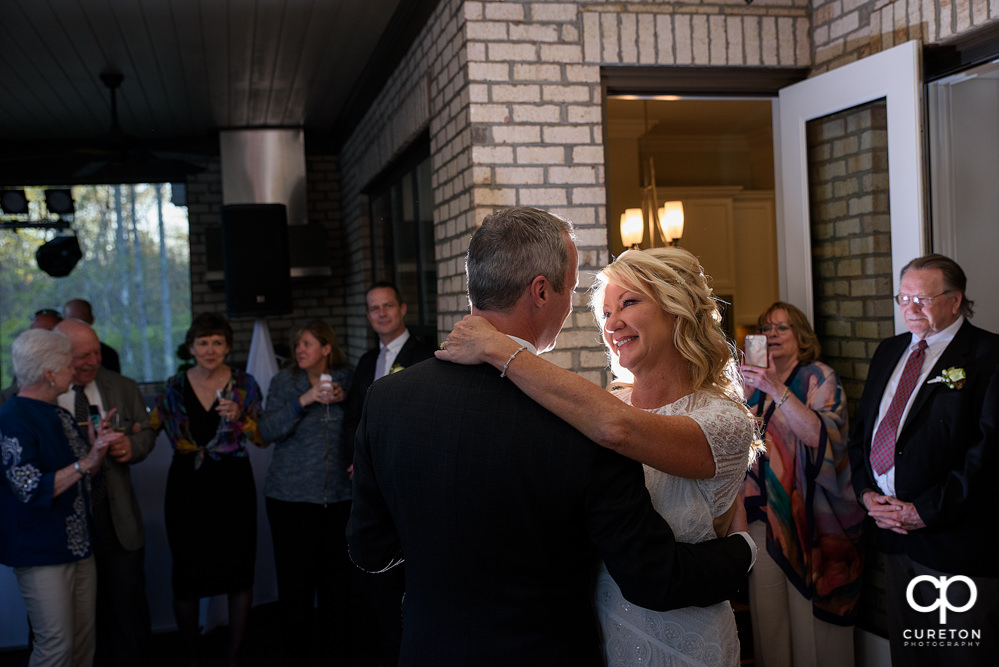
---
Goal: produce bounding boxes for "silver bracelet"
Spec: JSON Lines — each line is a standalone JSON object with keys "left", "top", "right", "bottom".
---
{"left": 500, "top": 346, "right": 526, "bottom": 378}
{"left": 775, "top": 387, "right": 791, "bottom": 409}
{"left": 73, "top": 460, "right": 90, "bottom": 477}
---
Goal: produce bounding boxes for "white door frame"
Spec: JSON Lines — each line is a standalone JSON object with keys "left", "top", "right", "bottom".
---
{"left": 776, "top": 40, "right": 926, "bottom": 333}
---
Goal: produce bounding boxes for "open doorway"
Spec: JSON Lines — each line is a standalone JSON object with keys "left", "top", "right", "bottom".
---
{"left": 928, "top": 56, "right": 999, "bottom": 333}
{"left": 604, "top": 96, "right": 780, "bottom": 346}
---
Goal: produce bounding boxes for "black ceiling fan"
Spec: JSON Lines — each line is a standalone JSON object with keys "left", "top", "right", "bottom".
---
{"left": 0, "top": 71, "right": 211, "bottom": 186}
{"left": 69, "top": 71, "right": 207, "bottom": 182}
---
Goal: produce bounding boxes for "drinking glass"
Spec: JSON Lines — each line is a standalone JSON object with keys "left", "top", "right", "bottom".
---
{"left": 319, "top": 374, "right": 332, "bottom": 423}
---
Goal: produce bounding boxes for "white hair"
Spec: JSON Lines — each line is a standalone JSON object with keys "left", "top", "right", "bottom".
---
{"left": 12, "top": 329, "right": 71, "bottom": 387}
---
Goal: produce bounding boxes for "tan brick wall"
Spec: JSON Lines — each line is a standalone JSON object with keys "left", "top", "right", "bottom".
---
{"left": 334, "top": 0, "right": 996, "bottom": 380}
{"left": 812, "top": 0, "right": 999, "bottom": 72}
{"left": 806, "top": 101, "right": 894, "bottom": 412}
{"left": 581, "top": 1, "right": 811, "bottom": 67}
{"left": 184, "top": 155, "right": 348, "bottom": 368}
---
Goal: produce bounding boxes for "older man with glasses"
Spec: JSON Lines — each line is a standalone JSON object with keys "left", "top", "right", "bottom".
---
{"left": 848, "top": 253, "right": 999, "bottom": 667}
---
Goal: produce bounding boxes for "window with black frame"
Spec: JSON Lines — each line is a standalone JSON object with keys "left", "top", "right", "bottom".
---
{"left": 366, "top": 133, "right": 437, "bottom": 342}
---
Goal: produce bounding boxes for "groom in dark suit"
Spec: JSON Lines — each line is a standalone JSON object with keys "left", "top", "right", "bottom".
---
{"left": 345, "top": 281, "right": 435, "bottom": 666}
{"left": 348, "top": 207, "right": 755, "bottom": 666}
{"left": 848, "top": 254, "right": 999, "bottom": 666}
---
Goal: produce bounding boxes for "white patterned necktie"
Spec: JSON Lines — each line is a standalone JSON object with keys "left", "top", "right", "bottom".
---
{"left": 375, "top": 345, "right": 389, "bottom": 380}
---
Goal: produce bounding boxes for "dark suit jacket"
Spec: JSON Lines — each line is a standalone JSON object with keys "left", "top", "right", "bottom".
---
{"left": 92, "top": 367, "right": 157, "bottom": 551}
{"left": 344, "top": 331, "right": 436, "bottom": 458}
{"left": 348, "top": 359, "right": 752, "bottom": 667}
{"left": 100, "top": 341, "right": 121, "bottom": 374}
{"left": 848, "top": 320, "right": 999, "bottom": 576}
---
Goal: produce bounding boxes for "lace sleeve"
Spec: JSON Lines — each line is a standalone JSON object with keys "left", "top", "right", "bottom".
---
{"left": 684, "top": 395, "right": 755, "bottom": 517}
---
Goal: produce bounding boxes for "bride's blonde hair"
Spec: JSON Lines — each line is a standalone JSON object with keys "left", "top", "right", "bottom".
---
{"left": 589, "top": 247, "right": 743, "bottom": 404}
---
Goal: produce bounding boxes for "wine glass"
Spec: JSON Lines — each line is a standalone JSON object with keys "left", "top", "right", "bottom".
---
{"left": 111, "top": 411, "right": 126, "bottom": 434}
{"left": 319, "top": 374, "right": 333, "bottom": 423}
{"left": 216, "top": 387, "right": 233, "bottom": 434}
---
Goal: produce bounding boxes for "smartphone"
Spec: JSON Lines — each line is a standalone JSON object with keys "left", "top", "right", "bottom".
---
{"left": 88, "top": 405, "right": 102, "bottom": 432}
{"left": 744, "top": 334, "right": 768, "bottom": 368}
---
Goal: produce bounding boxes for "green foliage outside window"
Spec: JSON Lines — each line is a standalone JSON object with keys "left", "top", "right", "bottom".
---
{"left": 1, "top": 184, "right": 191, "bottom": 386}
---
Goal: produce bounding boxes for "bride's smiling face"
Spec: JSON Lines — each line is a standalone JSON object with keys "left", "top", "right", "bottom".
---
{"left": 601, "top": 281, "right": 677, "bottom": 378}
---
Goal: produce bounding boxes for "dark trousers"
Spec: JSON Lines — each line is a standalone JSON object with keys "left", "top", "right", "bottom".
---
{"left": 884, "top": 552, "right": 999, "bottom": 667}
{"left": 266, "top": 497, "right": 354, "bottom": 667}
{"left": 92, "top": 502, "right": 151, "bottom": 667}
{"left": 354, "top": 566, "right": 404, "bottom": 667}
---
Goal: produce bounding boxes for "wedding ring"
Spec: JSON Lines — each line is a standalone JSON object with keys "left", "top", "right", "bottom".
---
{"left": 440, "top": 340, "right": 448, "bottom": 350}
{"left": 747, "top": 378, "right": 754, "bottom": 384}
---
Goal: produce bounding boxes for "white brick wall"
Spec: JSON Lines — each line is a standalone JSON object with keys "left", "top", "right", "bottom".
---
{"left": 335, "top": 0, "right": 997, "bottom": 375}
{"left": 813, "top": 0, "right": 999, "bottom": 72}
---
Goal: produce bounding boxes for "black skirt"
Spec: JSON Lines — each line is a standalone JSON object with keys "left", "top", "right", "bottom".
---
{"left": 163, "top": 384, "right": 257, "bottom": 599}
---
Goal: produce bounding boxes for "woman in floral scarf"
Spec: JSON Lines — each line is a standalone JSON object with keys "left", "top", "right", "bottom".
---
{"left": 741, "top": 302, "right": 866, "bottom": 667}
{"left": 151, "top": 312, "right": 262, "bottom": 666}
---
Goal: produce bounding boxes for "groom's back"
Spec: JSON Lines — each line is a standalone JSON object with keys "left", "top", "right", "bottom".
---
{"left": 350, "top": 358, "right": 643, "bottom": 665}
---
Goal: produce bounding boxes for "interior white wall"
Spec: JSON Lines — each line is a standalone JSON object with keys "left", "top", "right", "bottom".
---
{"left": 929, "top": 72, "right": 999, "bottom": 333}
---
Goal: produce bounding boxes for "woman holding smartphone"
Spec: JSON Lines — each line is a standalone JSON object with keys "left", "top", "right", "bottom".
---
{"left": 740, "top": 302, "right": 865, "bottom": 667}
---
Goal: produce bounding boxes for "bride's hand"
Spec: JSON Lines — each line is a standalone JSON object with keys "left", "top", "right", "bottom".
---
{"left": 435, "top": 315, "right": 502, "bottom": 365}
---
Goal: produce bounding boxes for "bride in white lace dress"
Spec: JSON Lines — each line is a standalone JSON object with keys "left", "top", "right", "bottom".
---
{"left": 596, "top": 387, "right": 751, "bottom": 666}
{"left": 439, "top": 246, "right": 757, "bottom": 667}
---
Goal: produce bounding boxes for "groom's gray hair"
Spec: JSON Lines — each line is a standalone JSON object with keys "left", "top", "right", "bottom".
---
{"left": 466, "top": 207, "right": 575, "bottom": 313}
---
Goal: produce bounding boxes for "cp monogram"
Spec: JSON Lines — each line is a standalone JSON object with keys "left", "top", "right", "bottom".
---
{"left": 906, "top": 575, "right": 977, "bottom": 624}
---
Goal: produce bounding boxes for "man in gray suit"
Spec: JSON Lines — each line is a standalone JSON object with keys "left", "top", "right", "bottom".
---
{"left": 54, "top": 318, "right": 155, "bottom": 667}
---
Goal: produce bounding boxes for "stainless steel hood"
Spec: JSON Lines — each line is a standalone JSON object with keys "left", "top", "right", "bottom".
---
{"left": 213, "top": 128, "right": 330, "bottom": 280}
{"left": 220, "top": 128, "right": 308, "bottom": 225}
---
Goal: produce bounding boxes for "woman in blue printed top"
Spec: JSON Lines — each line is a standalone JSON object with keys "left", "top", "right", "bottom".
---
{"left": 0, "top": 328, "right": 114, "bottom": 667}
{"left": 259, "top": 320, "right": 353, "bottom": 667}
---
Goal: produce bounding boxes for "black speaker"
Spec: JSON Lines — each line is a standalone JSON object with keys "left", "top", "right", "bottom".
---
{"left": 36, "top": 234, "right": 83, "bottom": 277}
{"left": 221, "top": 203, "right": 292, "bottom": 317}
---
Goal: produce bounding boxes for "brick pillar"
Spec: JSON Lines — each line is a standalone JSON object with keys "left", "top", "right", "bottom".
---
{"left": 806, "top": 101, "right": 893, "bottom": 416}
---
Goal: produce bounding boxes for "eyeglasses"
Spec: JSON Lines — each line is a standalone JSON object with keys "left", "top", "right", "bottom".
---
{"left": 894, "top": 290, "right": 952, "bottom": 308}
{"left": 758, "top": 324, "right": 792, "bottom": 335}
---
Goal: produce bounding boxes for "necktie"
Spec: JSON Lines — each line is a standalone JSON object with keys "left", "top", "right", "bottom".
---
{"left": 375, "top": 345, "right": 389, "bottom": 380}
{"left": 73, "top": 384, "right": 90, "bottom": 432}
{"left": 870, "top": 339, "right": 928, "bottom": 475}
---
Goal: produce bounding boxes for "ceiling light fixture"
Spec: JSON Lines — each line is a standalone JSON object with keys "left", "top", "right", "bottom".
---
{"left": 45, "top": 189, "right": 75, "bottom": 216}
{"left": 0, "top": 189, "right": 29, "bottom": 214}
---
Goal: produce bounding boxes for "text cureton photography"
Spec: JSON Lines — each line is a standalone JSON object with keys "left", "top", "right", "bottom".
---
{"left": 903, "top": 575, "right": 983, "bottom": 649}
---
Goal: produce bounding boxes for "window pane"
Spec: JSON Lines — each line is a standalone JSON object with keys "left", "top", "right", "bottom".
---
{"left": 1, "top": 184, "right": 191, "bottom": 384}
{"left": 365, "top": 134, "right": 436, "bottom": 342}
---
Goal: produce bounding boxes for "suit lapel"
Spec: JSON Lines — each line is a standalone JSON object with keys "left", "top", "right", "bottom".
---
{"left": 898, "top": 321, "right": 975, "bottom": 437}
{"left": 94, "top": 368, "right": 111, "bottom": 407}
{"left": 395, "top": 337, "right": 419, "bottom": 368}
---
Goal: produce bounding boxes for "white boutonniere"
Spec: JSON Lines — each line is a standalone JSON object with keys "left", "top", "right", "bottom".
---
{"left": 927, "top": 367, "right": 966, "bottom": 390}
{"left": 389, "top": 363, "right": 406, "bottom": 375}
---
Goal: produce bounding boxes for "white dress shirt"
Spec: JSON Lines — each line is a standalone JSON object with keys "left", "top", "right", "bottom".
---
{"left": 873, "top": 316, "right": 964, "bottom": 496}
{"left": 58, "top": 380, "right": 105, "bottom": 417}
{"left": 375, "top": 329, "right": 412, "bottom": 380}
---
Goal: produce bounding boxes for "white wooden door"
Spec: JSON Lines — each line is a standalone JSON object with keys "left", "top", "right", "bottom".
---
{"left": 776, "top": 40, "right": 926, "bottom": 334}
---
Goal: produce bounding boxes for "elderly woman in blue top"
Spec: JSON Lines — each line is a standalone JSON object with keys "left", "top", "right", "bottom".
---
{"left": 0, "top": 328, "right": 114, "bottom": 667}
{"left": 259, "top": 319, "right": 353, "bottom": 666}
